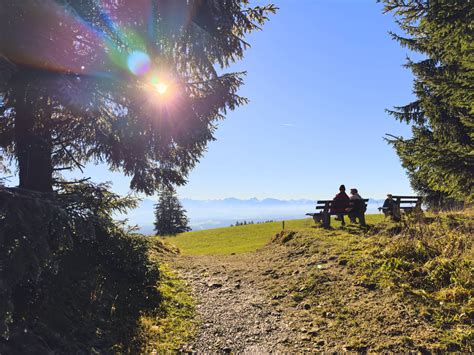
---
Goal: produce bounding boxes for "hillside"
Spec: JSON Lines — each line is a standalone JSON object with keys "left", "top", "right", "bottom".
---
{"left": 120, "top": 198, "right": 386, "bottom": 234}
{"left": 160, "top": 218, "right": 317, "bottom": 255}
{"left": 156, "top": 213, "right": 473, "bottom": 352}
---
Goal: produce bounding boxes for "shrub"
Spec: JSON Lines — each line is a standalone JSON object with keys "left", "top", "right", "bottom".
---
{"left": 0, "top": 184, "right": 161, "bottom": 353}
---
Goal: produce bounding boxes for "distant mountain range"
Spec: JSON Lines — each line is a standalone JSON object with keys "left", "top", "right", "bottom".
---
{"left": 117, "top": 197, "right": 386, "bottom": 235}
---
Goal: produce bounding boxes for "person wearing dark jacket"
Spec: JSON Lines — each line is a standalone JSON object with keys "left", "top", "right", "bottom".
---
{"left": 382, "top": 194, "right": 395, "bottom": 217}
{"left": 381, "top": 194, "right": 401, "bottom": 221}
{"left": 348, "top": 188, "right": 366, "bottom": 226}
{"left": 330, "top": 184, "right": 350, "bottom": 225}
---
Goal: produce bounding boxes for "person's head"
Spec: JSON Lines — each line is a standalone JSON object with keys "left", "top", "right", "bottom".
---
{"left": 387, "top": 194, "right": 393, "bottom": 199}
{"left": 350, "top": 188, "right": 358, "bottom": 194}
{"left": 339, "top": 184, "right": 346, "bottom": 192}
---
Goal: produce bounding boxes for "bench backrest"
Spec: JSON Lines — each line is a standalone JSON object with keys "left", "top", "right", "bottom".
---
{"left": 316, "top": 199, "right": 369, "bottom": 211}
{"left": 391, "top": 196, "right": 422, "bottom": 206}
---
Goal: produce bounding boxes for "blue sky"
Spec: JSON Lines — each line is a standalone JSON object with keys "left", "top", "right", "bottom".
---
{"left": 30, "top": 0, "right": 417, "bottom": 200}
{"left": 181, "top": 0, "right": 416, "bottom": 200}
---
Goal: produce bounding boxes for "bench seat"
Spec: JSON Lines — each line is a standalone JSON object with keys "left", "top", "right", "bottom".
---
{"left": 306, "top": 199, "right": 369, "bottom": 227}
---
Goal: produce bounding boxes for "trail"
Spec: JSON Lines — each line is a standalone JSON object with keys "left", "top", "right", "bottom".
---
{"left": 171, "top": 252, "right": 294, "bottom": 353}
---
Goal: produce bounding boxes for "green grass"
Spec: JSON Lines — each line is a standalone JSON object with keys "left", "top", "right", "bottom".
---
{"left": 134, "top": 242, "right": 196, "bottom": 352}
{"left": 160, "top": 214, "right": 386, "bottom": 255}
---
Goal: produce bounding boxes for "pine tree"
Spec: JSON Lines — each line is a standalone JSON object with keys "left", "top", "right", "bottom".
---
{"left": 154, "top": 187, "right": 190, "bottom": 236}
{"left": 0, "top": 3, "right": 277, "bottom": 349}
{"left": 381, "top": 0, "right": 473, "bottom": 206}
{"left": 0, "top": 1, "right": 277, "bottom": 193}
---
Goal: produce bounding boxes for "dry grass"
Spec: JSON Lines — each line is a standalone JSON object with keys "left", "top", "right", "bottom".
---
{"left": 358, "top": 212, "right": 473, "bottom": 351}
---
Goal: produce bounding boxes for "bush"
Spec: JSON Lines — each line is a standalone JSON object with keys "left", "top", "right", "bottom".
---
{"left": 0, "top": 185, "right": 161, "bottom": 353}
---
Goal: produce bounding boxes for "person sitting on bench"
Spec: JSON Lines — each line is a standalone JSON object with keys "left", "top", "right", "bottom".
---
{"left": 382, "top": 194, "right": 395, "bottom": 217}
{"left": 330, "top": 184, "right": 350, "bottom": 225}
{"left": 348, "top": 188, "right": 366, "bottom": 226}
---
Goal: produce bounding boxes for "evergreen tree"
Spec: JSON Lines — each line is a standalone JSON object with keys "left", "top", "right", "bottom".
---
{"left": 381, "top": 0, "right": 473, "bottom": 206}
{"left": 154, "top": 187, "right": 190, "bottom": 235}
{"left": 0, "top": 0, "right": 277, "bottom": 194}
{"left": 0, "top": 3, "right": 276, "bottom": 349}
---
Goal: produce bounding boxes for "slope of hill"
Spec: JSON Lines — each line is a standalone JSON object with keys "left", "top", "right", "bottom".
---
{"left": 157, "top": 213, "right": 472, "bottom": 352}
{"left": 160, "top": 218, "right": 315, "bottom": 255}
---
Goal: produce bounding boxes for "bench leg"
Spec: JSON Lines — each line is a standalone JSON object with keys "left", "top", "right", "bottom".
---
{"left": 322, "top": 213, "right": 330, "bottom": 228}
{"left": 359, "top": 213, "right": 366, "bottom": 227}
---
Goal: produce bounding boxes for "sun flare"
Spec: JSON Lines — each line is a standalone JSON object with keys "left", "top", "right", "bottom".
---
{"left": 149, "top": 74, "right": 171, "bottom": 97}
{"left": 154, "top": 82, "right": 168, "bottom": 95}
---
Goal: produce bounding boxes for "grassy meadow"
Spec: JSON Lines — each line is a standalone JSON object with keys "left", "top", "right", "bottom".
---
{"left": 159, "top": 214, "right": 386, "bottom": 255}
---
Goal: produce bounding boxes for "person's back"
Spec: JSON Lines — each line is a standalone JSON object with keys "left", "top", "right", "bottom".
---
{"left": 383, "top": 194, "right": 395, "bottom": 213}
{"left": 348, "top": 188, "right": 366, "bottom": 226}
{"left": 353, "top": 198, "right": 366, "bottom": 215}
{"left": 383, "top": 198, "right": 393, "bottom": 209}
{"left": 382, "top": 194, "right": 400, "bottom": 220}
{"left": 331, "top": 185, "right": 350, "bottom": 213}
{"left": 349, "top": 189, "right": 364, "bottom": 210}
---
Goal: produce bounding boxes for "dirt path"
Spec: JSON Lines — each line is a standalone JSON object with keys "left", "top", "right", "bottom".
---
{"left": 171, "top": 252, "right": 295, "bottom": 353}
{"left": 168, "top": 231, "right": 441, "bottom": 353}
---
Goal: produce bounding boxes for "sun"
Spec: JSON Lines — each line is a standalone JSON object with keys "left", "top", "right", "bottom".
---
{"left": 154, "top": 82, "right": 168, "bottom": 95}
{"left": 149, "top": 74, "right": 170, "bottom": 97}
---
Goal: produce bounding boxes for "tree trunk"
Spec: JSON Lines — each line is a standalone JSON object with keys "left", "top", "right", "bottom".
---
{"left": 13, "top": 71, "right": 53, "bottom": 192}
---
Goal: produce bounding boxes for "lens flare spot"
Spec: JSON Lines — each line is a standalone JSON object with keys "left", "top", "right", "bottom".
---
{"left": 127, "top": 50, "right": 151, "bottom": 76}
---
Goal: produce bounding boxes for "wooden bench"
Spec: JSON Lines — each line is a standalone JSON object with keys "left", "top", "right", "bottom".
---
{"left": 379, "top": 195, "right": 422, "bottom": 220}
{"left": 306, "top": 199, "right": 369, "bottom": 228}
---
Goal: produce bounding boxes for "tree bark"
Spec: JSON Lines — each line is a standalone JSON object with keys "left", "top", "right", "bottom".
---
{"left": 13, "top": 71, "right": 53, "bottom": 192}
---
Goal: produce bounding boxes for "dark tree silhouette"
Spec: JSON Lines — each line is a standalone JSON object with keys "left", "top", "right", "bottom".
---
{"left": 0, "top": 0, "right": 277, "bottom": 194}
{"left": 154, "top": 187, "right": 191, "bottom": 235}
{"left": 0, "top": 1, "right": 276, "bottom": 351}
{"left": 381, "top": 0, "right": 473, "bottom": 206}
